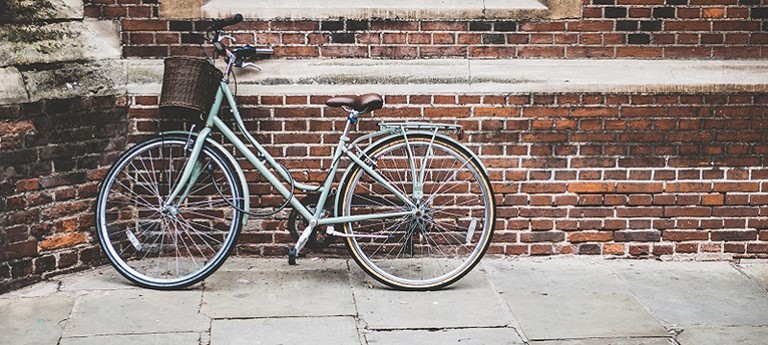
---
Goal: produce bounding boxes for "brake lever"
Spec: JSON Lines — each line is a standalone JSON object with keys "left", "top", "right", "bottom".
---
{"left": 218, "top": 34, "right": 236, "bottom": 44}
{"left": 241, "top": 62, "right": 262, "bottom": 71}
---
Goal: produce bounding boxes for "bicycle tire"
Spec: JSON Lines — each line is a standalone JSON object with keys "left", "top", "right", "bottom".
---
{"left": 96, "top": 135, "right": 245, "bottom": 289}
{"left": 338, "top": 133, "right": 495, "bottom": 290}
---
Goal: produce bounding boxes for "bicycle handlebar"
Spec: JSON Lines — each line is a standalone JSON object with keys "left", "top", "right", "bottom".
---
{"left": 211, "top": 13, "right": 243, "bottom": 30}
{"left": 207, "top": 13, "right": 274, "bottom": 72}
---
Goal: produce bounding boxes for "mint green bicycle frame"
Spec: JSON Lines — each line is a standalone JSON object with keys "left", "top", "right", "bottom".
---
{"left": 163, "top": 81, "right": 421, "bottom": 230}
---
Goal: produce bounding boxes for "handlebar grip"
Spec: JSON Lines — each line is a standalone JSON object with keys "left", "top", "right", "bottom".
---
{"left": 211, "top": 13, "right": 243, "bottom": 30}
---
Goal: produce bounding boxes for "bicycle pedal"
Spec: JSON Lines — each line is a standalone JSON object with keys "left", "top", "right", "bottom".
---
{"left": 288, "top": 247, "right": 297, "bottom": 265}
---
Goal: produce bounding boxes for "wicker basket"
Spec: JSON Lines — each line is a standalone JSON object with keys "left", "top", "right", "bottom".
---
{"left": 159, "top": 57, "right": 223, "bottom": 114}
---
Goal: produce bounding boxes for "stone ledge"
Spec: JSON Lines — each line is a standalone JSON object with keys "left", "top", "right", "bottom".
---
{"left": 124, "top": 59, "right": 768, "bottom": 97}
{"left": 162, "top": 0, "right": 580, "bottom": 20}
{"left": 5, "top": 59, "right": 767, "bottom": 105}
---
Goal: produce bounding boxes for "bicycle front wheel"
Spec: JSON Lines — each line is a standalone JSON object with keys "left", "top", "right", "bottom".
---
{"left": 96, "top": 135, "right": 245, "bottom": 289}
{"left": 338, "top": 133, "right": 495, "bottom": 290}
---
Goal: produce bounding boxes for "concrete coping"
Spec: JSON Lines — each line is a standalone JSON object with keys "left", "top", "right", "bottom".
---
{"left": 126, "top": 58, "right": 768, "bottom": 96}
{"left": 162, "top": 0, "right": 581, "bottom": 20}
{"left": 202, "top": 0, "right": 546, "bottom": 20}
{"left": 3, "top": 58, "right": 768, "bottom": 105}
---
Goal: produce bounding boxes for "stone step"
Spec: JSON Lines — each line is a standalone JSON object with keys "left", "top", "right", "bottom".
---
{"left": 197, "top": 0, "right": 551, "bottom": 20}
{"left": 3, "top": 58, "right": 767, "bottom": 104}
{"left": 126, "top": 58, "right": 768, "bottom": 96}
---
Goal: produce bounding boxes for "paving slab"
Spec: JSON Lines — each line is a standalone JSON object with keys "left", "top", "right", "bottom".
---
{"left": 0, "top": 295, "right": 75, "bottom": 345}
{"left": 56, "top": 266, "right": 139, "bottom": 291}
{"left": 610, "top": 261, "right": 768, "bottom": 327}
{"left": 352, "top": 267, "right": 510, "bottom": 329}
{"left": 0, "top": 280, "right": 60, "bottom": 299}
{"left": 483, "top": 257, "right": 629, "bottom": 296}
{"left": 676, "top": 326, "right": 768, "bottom": 345}
{"left": 64, "top": 289, "right": 207, "bottom": 337}
{"left": 736, "top": 259, "right": 768, "bottom": 291}
{"left": 219, "top": 257, "right": 349, "bottom": 271}
{"left": 503, "top": 293, "right": 668, "bottom": 340}
{"left": 59, "top": 332, "right": 201, "bottom": 345}
{"left": 211, "top": 316, "right": 361, "bottom": 345}
{"left": 530, "top": 338, "right": 673, "bottom": 345}
{"left": 365, "top": 327, "right": 525, "bottom": 345}
{"left": 202, "top": 269, "right": 355, "bottom": 318}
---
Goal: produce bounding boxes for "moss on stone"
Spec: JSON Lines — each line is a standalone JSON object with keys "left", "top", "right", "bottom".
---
{"left": 0, "top": 0, "right": 58, "bottom": 23}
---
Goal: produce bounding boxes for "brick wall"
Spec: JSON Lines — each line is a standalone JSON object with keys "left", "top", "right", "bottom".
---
{"left": 0, "top": 96, "right": 129, "bottom": 292}
{"left": 86, "top": 0, "right": 768, "bottom": 59}
{"left": 129, "top": 93, "right": 768, "bottom": 259}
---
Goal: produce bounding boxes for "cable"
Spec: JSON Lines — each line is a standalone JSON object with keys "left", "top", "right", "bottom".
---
{"left": 207, "top": 161, "right": 296, "bottom": 217}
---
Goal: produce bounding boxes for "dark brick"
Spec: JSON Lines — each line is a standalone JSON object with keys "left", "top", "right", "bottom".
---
{"left": 347, "top": 20, "right": 369, "bottom": 31}
{"left": 10, "top": 259, "right": 33, "bottom": 279}
{"left": 79, "top": 246, "right": 104, "bottom": 266}
{"left": 34, "top": 255, "right": 56, "bottom": 275}
{"left": 2, "top": 240, "right": 38, "bottom": 261}
{"left": 58, "top": 251, "right": 78, "bottom": 268}
{"left": 482, "top": 33, "right": 505, "bottom": 44}
{"left": 192, "top": 20, "right": 210, "bottom": 31}
{"left": 753, "top": 8, "right": 768, "bottom": 19}
{"left": 578, "top": 243, "right": 602, "bottom": 254}
{"left": 593, "top": 0, "right": 614, "bottom": 4}
{"left": 605, "top": 7, "right": 627, "bottom": 18}
{"left": 617, "top": 21, "right": 638, "bottom": 31}
{"left": 628, "top": 33, "right": 651, "bottom": 44}
{"left": 640, "top": 21, "right": 662, "bottom": 32}
{"left": 763, "top": 21, "right": 768, "bottom": 32}
{"left": 469, "top": 21, "right": 492, "bottom": 31}
{"left": 331, "top": 33, "right": 356, "bottom": 44}
{"left": 495, "top": 21, "right": 517, "bottom": 32}
{"left": 615, "top": 230, "right": 661, "bottom": 242}
{"left": 712, "top": 230, "right": 757, "bottom": 241}
{"left": 741, "top": 0, "right": 760, "bottom": 5}
{"left": 666, "top": 0, "right": 686, "bottom": 4}
{"left": 169, "top": 20, "right": 193, "bottom": 31}
{"left": 181, "top": 33, "right": 204, "bottom": 44}
{"left": 653, "top": 7, "right": 675, "bottom": 18}
{"left": 321, "top": 20, "right": 344, "bottom": 31}
{"left": 0, "top": 264, "right": 9, "bottom": 280}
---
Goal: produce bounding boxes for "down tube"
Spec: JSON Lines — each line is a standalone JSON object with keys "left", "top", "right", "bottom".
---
{"left": 211, "top": 116, "right": 314, "bottom": 221}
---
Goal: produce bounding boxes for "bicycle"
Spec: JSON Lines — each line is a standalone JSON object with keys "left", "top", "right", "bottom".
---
{"left": 95, "top": 14, "right": 496, "bottom": 291}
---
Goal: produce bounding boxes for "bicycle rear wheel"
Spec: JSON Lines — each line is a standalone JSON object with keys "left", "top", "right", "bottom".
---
{"left": 96, "top": 135, "right": 244, "bottom": 289}
{"left": 338, "top": 133, "right": 495, "bottom": 290}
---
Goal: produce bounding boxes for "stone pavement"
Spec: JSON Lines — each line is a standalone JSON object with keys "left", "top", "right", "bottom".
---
{"left": 2, "top": 256, "right": 768, "bottom": 345}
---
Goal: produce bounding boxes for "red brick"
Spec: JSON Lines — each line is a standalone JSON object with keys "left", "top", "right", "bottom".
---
{"left": 568, "top": 182, "right": 614, "bottom": 193}
{"left": 530, "top": 244, "right": 554, "bottom": 255}
{"left": 122, "top": 19, "right": 167, "bottom": 31}
{"left": 518, "top": 46, "right": 565, "bottom": 58}
{"left": 569, "top": 231, "right": 613, "bottom": 243}
{"left": 604, "top": 243, "right": 625, "bottom": 255}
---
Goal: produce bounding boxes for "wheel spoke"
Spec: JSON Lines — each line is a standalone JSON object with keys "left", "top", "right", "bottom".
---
{"left": 96, "top": 137, "right": 243, "bottom": 289}
{"left": 341, "top": 135, "right": 494, "bottom": 290}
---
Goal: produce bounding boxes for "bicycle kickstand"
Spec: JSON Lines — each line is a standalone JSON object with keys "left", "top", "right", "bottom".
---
{"left": 289, "top": 219, "right": 316, "bottom": 265}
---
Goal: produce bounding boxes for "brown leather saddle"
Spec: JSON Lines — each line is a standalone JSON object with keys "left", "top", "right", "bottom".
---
{"left": 325, "top": 93, "right": 383, "bottom": 112}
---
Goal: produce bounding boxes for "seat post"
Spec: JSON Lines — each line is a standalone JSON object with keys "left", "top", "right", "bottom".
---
{"left": 341, "top": 107, "right": 361, "bottom": 139}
